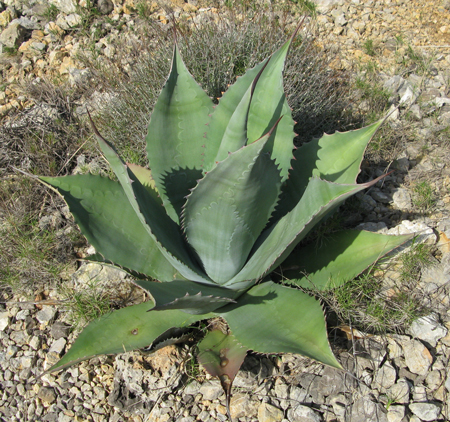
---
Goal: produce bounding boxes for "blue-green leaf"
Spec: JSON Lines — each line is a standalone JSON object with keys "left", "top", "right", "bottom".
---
{"left": 218, "top": 281, "right": 341, "bottom": 368}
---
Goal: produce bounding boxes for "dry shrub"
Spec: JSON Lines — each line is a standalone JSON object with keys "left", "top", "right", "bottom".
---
{"left": 81, "top": 12, "right": 353, "bottom": 161}
{"left": 0, "top": 79, "right": 89, "bottom": 177}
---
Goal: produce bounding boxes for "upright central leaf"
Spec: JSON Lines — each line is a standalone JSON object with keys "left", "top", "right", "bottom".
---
{"left": 183, "top": 134, "right": 282, "bottom": 284}
{"left": 146, "top": 46, "right": 214, "bottom": 223}
{"left": 246, "top": 37, "right": 296, "bottom": 182}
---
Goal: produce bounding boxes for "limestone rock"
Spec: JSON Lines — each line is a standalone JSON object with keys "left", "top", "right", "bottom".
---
{"left": 199, "top": 380, "right": 223, "bottom": 401}
{"left": 392, "top": 188, "right": 412, "bottom": 210}
{"left": 287, "top": 404, "right": 322, "bottom": 422}
{"left": 0, "top": 21, "right": 27, "bottom": 48}
{"left": 50, "top": 0, "right": 77, "bottom": 14}
{"left": 65, "top": 14, "right": 82, "bottom": 28}
{"left": 409, "top": 402, "right": 441, "bottom": 421}
{"left": 258, "top": 402, "right": 284, "bottom": 422}
{"left": 229, "top": 393, "right": 259, "bottom": 419}
{"left": 36, "top": 306, "right": 57, "bottom": 324}
{"left": 0, "top": 312, "right": 10, "bottom": 331}
{"left": 387, "top": 220, "right": 436, "bottom": 244}
{"left": 387, "top": 405, "right": 405, "bottom": 422}
{"left": 98, "top": 0, "right": 114, "bottom": 15}
{"left": 374, "top": 362, "right": 397, "bottom": 391}
{"left": 401, "top": 339, "right": 433, "bottom": 376}
{"left": 408, "top": 314, "right": 448, "bottom": 347}
{"left": 425, "top": 370, "right": 442, "bottom": 391}
{"left": 350, "top": 398, "right": 388, "bottom": 422}
{"left": 0, "top": 8, "right": 15, "bottom": 27}
{"left": 38, "top": 386, "right": 57, "bottom": 404}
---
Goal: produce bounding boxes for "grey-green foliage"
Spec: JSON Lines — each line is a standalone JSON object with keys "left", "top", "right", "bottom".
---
{"left": 39, "top": 28, "right": 411, "bottom": 383}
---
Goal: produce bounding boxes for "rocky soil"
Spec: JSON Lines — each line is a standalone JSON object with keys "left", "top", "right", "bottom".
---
{"left": 1, "top": 0, "right": 450, "bottom": 421}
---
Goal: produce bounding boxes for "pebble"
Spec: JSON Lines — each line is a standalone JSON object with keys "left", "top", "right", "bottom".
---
{"left": 0, "top": 312, "right": 9, "bottom": 331}
{"left": 258, "top": 402, "right": 284, "bottom": 422}
{"left": 387, "top": 405, "right": 405, "bottom": 422}
{"left": 36, "top": 306, "right": 57, "bottom": 324}
{"left": 387, "top": 378, "right": 411, "bottom": 405}
{"left": 287, "top": 404, "right": 322, "bottom": 422}
{"left": 391, "top": 188, "right": 412, "bottom": 210}
{"left": 402, "top": 339, "right": 433, "bottom": 376}
{"left": 350, "top": 398, "right": 388, "bottom": 422}
{"left": 199, "top": 381, "right": 223, "bottom": 401}
{"left": 409, "top": 402, "right": 442, "bottom": 421}
{"left": 408, "top": 314, "right": 448, "bottom": 348}
{"left": 229, "top": 393, "right": 259, "bottom": 419}
{"left": 374, "top": 362, "right": 397, "bottom": 391}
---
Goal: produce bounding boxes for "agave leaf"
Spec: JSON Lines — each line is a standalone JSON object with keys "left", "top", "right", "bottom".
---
{"left": 45, "top": 302, "right": 213, "bottom": 374}
{"left": 280, "top": 230, "right": 414, "bottom": 290}
{"left": 135, "top": 279, "right": 240, "bottom": 314}
{"left": 217, "top": 281, "right": 341, "bottom": 369}
{"left": 203, "top": 62, "right": 267, "bottom": 173}
{"left": 197, "top": 330, "right": 247, "bottom": 420}
{"left": 40, "top": 175, "right": 181, "bottom": 281}
{"left": 127, "top": 163, "right": 157, "bottom": 190}
{"left": 141, "top": 326, "right": 191, "bottom": 354}
{"left": 275, "top": 121, "right": 382, "bottom": 218}
{"left": 246, "top": 35, "right": 296, "bottom": 181}
{"left": 183, "top": 129, "right": 281, "bottom": 284}
{"left": 146, "top": 45, "right": 215, "bottom": 222}
{"left": 212, "top": 73, "right": 258, "bottom": 164}
{"left": 150, "top": 294, "right": 237, "bottom": 315}
{"left": 226, "top": 175, "right": 387, "bottom": 288}
{"left": 92, "top": 124, "right": 214, "bottom": 285}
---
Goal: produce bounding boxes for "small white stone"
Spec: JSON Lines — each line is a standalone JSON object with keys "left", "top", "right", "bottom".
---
{"left": 409, "top": 402, "right": 441, "bottom": 421}
{"left": 374, "top": 362, "right": 397, "bottom": 391}
{"left": 387, "top": 405, "right": 405, "bottom": 422}
{"left": 402, "top": 339, "right": 432, "bottom": 376}
{"left": 445, "top": 371, "right": 450, "bottom": 391}
{"left": 49, "top": 337, "right": 66, "bottom": 355}
{"left": 258, "top": 402, "right": 284, "bottom": 422}
{"left": 36, "top": 306, "right": 57, "bottom": 324}
{"left": 408, "top": 314, "right": 448, "bottom": 347}
{"left": 15, "top": 309, "right": 29, "bottom": 320}
{"left": 0, "top": 312, "right": 10, "bottom": 331}
{"left": 287, "top": 405, "right": 322, "bottom": 422}
{"left": 387, "top": 378, "right": 411, "bottom": 404}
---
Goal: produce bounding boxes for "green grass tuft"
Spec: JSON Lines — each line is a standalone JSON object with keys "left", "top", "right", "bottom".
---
{"left": 412, "top": 181, "right": 436, "bottom": 211}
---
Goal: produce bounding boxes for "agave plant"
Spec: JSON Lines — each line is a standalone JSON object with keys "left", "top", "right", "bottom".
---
{"left": 40, "top": 27, "right": 410, "bottom": 416}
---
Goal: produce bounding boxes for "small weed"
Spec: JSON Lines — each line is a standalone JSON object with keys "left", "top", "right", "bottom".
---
{"left": 354, "top": 61, "right": 390, "bottom": 119}
{"left": 136, "top": 1, "right": 154, "bottom": 20}
{"left": 76, "top": 0, "right": 102, "bottom": 35}
{"left": 326, "top": 271, "right": 423, "bottom": 333}
{"left": 0, "top": 177, "right": 76, "bottom": 296}
{"left": 412, "top": 181, "right": 436, "bottom": 211}
{"left": 363, "top": 39, "right": 376, "bottom": 57}
{"left": 394, "top": 35, "right": 404, "bottom": 46}
{"left": 183, "top": 348, "right": 202, "bottom": 380}
{"left": 41, "top": 4, "right": 59, "bottom": 21}
{"left": 382, "top": 393, "right": 398, "bottom": 410}
{"left": 400, "top": 243, "right": 434, "bottom": 283}
{"left": 288, "top": 0, "right": 317, "bottom": 16}
{"left": 2, "top": 46, "right": 19, "bottom": 56}
{"left": 322, "top": 243, "right": 433, "bottom": 334}
{"left": 62, "top": 280, "right": 112, "bottom": 327}
{"left": 355, "top": 77, "right": 390, "bottom": 116}
{"left": 396, "top": 43, "right": 434, "bottom": 76}
{"left": 224, "top": 0, "right": 260, "bottom": 12}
